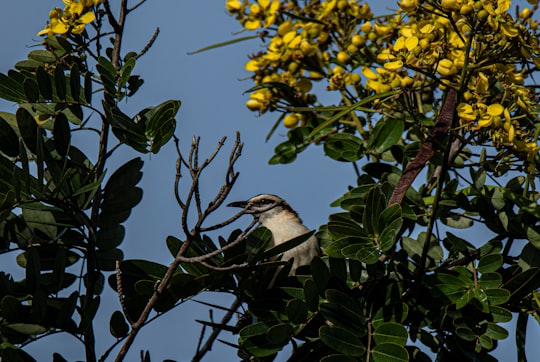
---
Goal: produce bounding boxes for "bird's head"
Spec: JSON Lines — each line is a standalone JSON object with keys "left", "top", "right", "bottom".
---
{"left": 227, "top": 194, "right": 295, "bottom": 221}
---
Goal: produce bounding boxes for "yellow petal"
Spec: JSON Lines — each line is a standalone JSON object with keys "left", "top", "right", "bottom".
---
{"left": 37, "top": 26, "right": 53, "bottom": 36}
{"left": 226, "top": 0, "right": 242, "bottom": 11}
{"left": 258, "top": 0, "right": 270, "bottom": 8}
{"left": 362, "top": 66, "right": 377, "bottom": 80}
{"left": 244, "top": 20, "right": 261, "bottom": 30}
{"left": 245, "top": 59, "right": 260, "bottom": 72}
{"left": 394, "top": 37, "right": 406, "bottom": 51}
{"left": 377, "top": 52, "right": 396, "bottom": 61}
{"left": 487, "top": 104, "right": 504, "bottom": 116}
{"left": 501, "top": 22, "right": 518, "bottom": 37}
{"left": 79, "top": 11, "right": 96, "bottom": 24}
{"left": 51, "top": 20, "right": 70, "bottom": 34}
{"left": 384, "top": 60, "right": 403, "bottom": 70}
{"left": 478, "top": 115, "right": 492, "bottom": 128}
{"left": 405, "top": 36, "right": 419, "bottom": 51}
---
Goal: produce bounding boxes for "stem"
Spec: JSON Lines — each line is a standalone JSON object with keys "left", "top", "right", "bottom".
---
{"left": 191, "top": 297, "right": 242, "bottom": 362}
{"left": 85, "top": 1, "right": 129, "bottom": 361}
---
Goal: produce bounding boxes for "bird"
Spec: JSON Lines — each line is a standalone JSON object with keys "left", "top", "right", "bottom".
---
{"left": 228, "top": 194, "right": 320, "bottom": 276}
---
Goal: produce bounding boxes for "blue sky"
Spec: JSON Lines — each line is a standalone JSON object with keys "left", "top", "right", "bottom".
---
{"left": 0, "top": 1, "right": 537, "bottom": 361}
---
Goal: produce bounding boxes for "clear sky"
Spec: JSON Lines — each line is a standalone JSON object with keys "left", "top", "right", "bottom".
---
{"left": 0, "top": 1, "right": 537, "bottom": 361}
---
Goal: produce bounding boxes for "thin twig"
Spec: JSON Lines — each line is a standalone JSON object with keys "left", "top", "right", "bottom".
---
{"left": 136, "top": 27, "right": 160, "bottom": 59}
{"left": 115, "top": 134, "right": 245, "bottom": 361}
{"left": 191, "top": 298, "right": 243, "bottom": 362}
{"left": 115, "top": 260, "right": 132, "bottom": 323}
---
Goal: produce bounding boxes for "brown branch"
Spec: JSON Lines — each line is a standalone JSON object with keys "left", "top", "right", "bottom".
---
{"left": 388, "top": 87, "right": 457, "bottom": 205}
{"left": 114, "top": 134, "right": 244, "bottom": 361}
{"left": 86, "top": 1, "right": 129, "bottom": 361}
{"left": 177, "top": 218, "right": 258, "bottom": 264}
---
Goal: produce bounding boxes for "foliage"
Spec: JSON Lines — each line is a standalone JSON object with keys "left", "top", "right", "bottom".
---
{"left": 1, "top": 0, "right": 540, "bottom": 361}
{"left": 217, "top": 0, "right": 540, "bottom": 361}
{"left": 0, "top": 0, "right": 179, "bottom": 361}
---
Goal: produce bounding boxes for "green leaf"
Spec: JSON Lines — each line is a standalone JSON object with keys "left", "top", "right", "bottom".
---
{"left": 70, "top": 64, "right": 80, "bottom": 102}
{"left": 478, "top": 273, "right": 502, "bottom": 289}
{"left": 286, "top": 299, "right": 308, "bottom": 324}
{"left": 483, "top": 322, "right": 508, "bottom": 340}
{"left": 120, "top": 259, "right": 168, "bottom": 280}
{"left": 169, "top": 272, "right": 203, "bottom": 299}
{"left": 22, "top": 208, "right": 57, "bottom": 239}
{"left": 319, "top": 326, "right": 365, "bottom": 357}
{"left": 5, "top": 323, "right": 47, "bottom": 335}
{"left": 23, "top": 78, "right": 39, "bottom": 103}
{"left": 108, "top": 107, "right": 148, "bottom": 153}
{"left": 303, "top": 278, "right": 319, "bottom": 312}
{"left": 478, "top": 254, "right": 503, "bottom": 274}
{"left": 79, "top": 296, "right": 100, "bottom": 333}
{"left": 269, "top": 141, "right": 297, "bottom": 164}
{"left": 16, "top": 108, "right": 39, "bottom": 155}
{"left": 109, "top": 310, "right": 129, "bottom": 338}
{"left": 526, "top": 226, "right": 540, "bottom": 250}
{"left": 342, "top": 240, "right": 379, "bottom": 264}
{"left": 17, "top": 246, "right": 79, "bottom": 271}
{"left": 143, "top": 100, "right": 180, "bottom": 153}
{"left": 504, "top": 190, "right": 540, "bottom": 219}
{"left": 36, "top": 67, "right": 52, "bottom": 100}
{"left": 369, "top": 119, "right": 404, "bottom": 153}
{"left": 456, "top": 327, "right": 476, "bottom": 341}
{"left": 0, "top": 115, "right": 19, "bottom": 157}
{"left": 96, "top": 248, "right": 124, "bottom": 271}
{"left": 53, "top": 113, "right": 70, "bottom": 157}
{"left": 99, "top": 157, "right": 143, "bottom": 227}
{"left": 240, "top": 321, "right": 276, "bottom": 339}
{"left": 364, "top": 186, "right": 386, "bottom": 235}
{"left": 372, "top": 303, "right": 409, "bottom": 329}
{"left": 490, "top": 306, "right": 512, "bottom": 323}
{"left": 504, "top": 267, "right": 540, "bottom": 302}
{"left": 373, "top": 323, "right": 408, "bottom": 346}
{"left": 323, "top": 133, "right": 364, "bottom": 162}
{"left": 0, "top": 72, "right": 26, "bottom": 102}
{"left": 485, "top": 288, "right": 510, "bottom": 305}
{"left": 28, "top": 50, "right": 57, "bottom": 63}
{"left": 311, "top": 256, "right": 330, "bottom": 296}
{"left": 319, "top": 302, "right": 366, "bottom": 335}
{"left": 442, "top": 214, "right": 473, "bottom": 228}
{"left": 96, "top": 224, "right": 125, "bottom": 251}
{"left": 519, "top": 243, "right": 540, "bottom": 270}
{"left": 84, "top": 72, "right": 92, "bottom": 104}
{"left": 119, "top": 58, "right": 135, "bottom": 89}
{"left": 262, "top": 230, "right": 315, "bottom": 260}
{"left": 54, "top": 64, "right": 66, "bottom": 101}
{"left": 187, "top": 34, "right": 261, "bottom": 54}
{"left": 371, "top": 343, "right": 408, "bottom": 362}
{"left": 266, "top": 323, "right": 293, "bottom": 345}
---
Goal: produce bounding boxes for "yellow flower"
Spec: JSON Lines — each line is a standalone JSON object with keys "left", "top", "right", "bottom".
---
{"left": 38, "top": 0, "right": 96, "bottom": 36}
{"left": 398, "top": 0, "right": 418, "bottom": 11}
{"left": 436, "top": 58, "right": 456, "bottom": 76}
{"left": 226, "top": 0, "right": 242, "bottom": 12}
{"left": 440, "top": 0, "right": 463, "bottom": 11}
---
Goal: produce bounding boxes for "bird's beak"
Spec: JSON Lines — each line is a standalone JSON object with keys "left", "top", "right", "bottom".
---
{"left": 227, "top": 200, "right": 248, "bottom": 208}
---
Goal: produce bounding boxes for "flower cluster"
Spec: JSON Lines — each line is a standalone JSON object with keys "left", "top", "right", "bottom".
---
{"left": 227, "top": 0, "right": 540, "bottom": 170}
{"left": 38, "top": 0, "right": 101, "bottom": 36}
